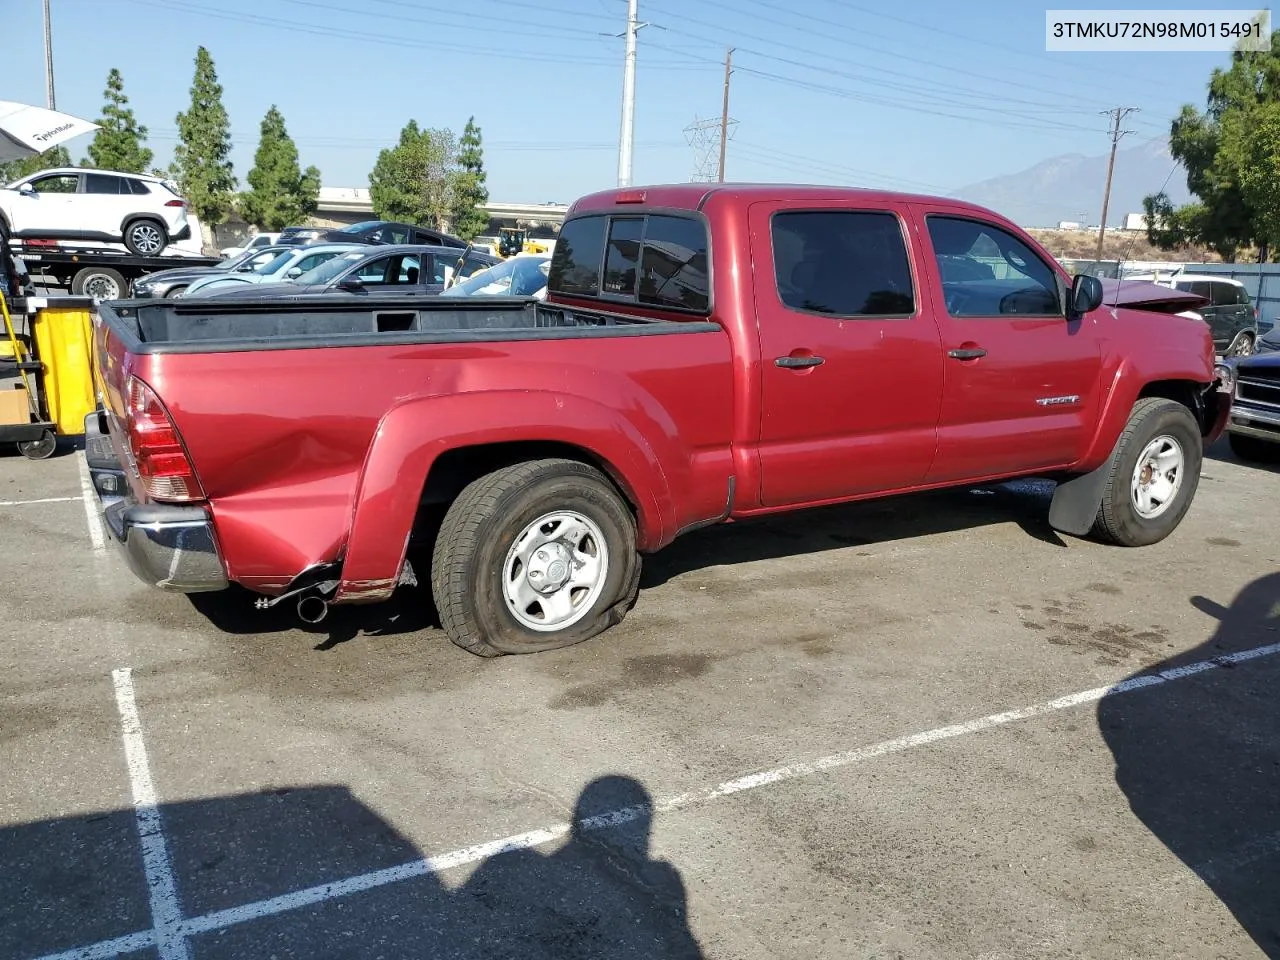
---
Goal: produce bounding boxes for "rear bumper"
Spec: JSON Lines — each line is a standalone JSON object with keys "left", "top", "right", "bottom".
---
{"left": 170, "top": 223, "right": 192, "bottom": 242}
{"left": 83, "top": 412, "right": 229, "bottom": 593}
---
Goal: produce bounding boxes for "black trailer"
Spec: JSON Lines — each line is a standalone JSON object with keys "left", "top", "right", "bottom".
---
{"left": 11, "top": 242, "right": 222, "bottom": 300}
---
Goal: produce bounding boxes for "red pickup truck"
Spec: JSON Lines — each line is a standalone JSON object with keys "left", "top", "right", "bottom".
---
{"left": 84, "top": 183, "right": 1232, "bottom": 657}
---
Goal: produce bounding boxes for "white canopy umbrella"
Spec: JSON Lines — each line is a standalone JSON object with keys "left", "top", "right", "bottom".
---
{"left": 0, "top": 100, "right": 98, "bottom": 163}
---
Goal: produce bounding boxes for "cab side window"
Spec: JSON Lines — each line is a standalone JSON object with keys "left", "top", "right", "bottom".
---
{"left": 772, "top": 210, "right": 915, "bottom": 317}
{"left": 926, "top": 215, "right": 1061, "bottom": 317}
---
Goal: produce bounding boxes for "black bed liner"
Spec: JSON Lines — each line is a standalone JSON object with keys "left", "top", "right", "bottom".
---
{"left": 101, "top": 295, "right": 721, "bottom": 355}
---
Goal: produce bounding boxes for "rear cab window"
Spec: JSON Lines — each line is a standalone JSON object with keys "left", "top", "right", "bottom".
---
{"left": 548, "top": 211, "right": 710, "bottom": 312}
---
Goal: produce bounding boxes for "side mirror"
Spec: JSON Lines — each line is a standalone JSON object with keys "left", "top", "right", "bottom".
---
{"left": 1069, "top": 273, "right": 1103, "bottom": 317}
{"left": 285, "top": 267, "right": 303, "bottom": 279}
{"left": 337, "top": 277, "right": 363, "bottom": 292}
{"left": 18, "top": 182, "right": 36, "bottom": 196}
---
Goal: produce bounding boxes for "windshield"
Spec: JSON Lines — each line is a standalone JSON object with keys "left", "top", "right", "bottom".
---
{"left": 295, "top": 251, "right": 365, "bottom": 286}
{"left": 255, "top": 251, "right": 296, "bottom": 275}
{"left": 444, "top": 257, "right": 550, "bottom": 297}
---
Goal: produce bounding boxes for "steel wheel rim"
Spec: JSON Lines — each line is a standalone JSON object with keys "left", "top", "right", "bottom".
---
{"left": 131, "top": 224, "right": 163, "bottom": 254}
{"left": 1130, "top": 434, "right": 1184, "bottom": 519}
{"left": 1236, "top": 336, "right": 1254, "bottom": 356}
{"left": 501, "top": 510, "right": 609, "bottom": 632}
{"left": 84, "top": 274, "right": 120, "bottom": 299}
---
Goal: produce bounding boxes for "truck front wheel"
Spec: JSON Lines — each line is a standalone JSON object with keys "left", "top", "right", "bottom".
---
{"left": 1090, "top": 397, "right": 1202, "bottom": 547}
{"left": 431, "top": 458, "right": 641, "bottom": 657}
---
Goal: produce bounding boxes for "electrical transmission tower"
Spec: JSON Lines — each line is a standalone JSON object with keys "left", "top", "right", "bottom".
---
{"left": 684, "top": 116, "right": 737, "bottom": 182}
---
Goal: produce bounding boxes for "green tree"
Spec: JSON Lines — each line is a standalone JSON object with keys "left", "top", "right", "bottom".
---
{"left": 84, "top": 68, "right": 153, "bottom": 173}
{"left": 168, "top": 46, "right": 237, "bottom": 227}
{"left": 368, "top": 120, "right": 457, "bottom": 229}
{"left": 450, "top": 116, "right": 489, "bottom": 240}
{"left": 238, "top": 106, "right": 320, "bottom": 230}
{"left": 1144, "top": 29, "right": 1280, "bottom": 261}
{"left": 0, "top": 147, "right": 72, "bottom": 185}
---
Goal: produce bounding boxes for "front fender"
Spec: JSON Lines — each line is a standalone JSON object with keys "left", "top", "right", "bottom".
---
{"left": 333, "top": 390, "right": 674, "bottom": 603}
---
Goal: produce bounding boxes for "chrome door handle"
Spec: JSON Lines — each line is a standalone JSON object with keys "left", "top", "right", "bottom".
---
{"left": 775, "top": 355, "right": 825, "bottom": 368}
{"left": 947, "top": 347, "right": 987, "bottom": 360}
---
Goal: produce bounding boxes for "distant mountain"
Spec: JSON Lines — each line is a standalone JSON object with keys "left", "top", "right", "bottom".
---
{"left": 950, "top": 138, "right": 1193, "bottom": 228}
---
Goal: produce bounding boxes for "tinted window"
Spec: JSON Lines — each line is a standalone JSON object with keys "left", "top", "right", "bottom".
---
{"left": 1211, "top": 281, "right": 1245, "bottom": 307}
{"left": 603, "top": 218, "right": 643, "bottom": 296}
{"left": 84, "top": 173, "right": 127, "bottom": 194}
{"left": 294, "top": 251, "right": 341, "bottom": 274}
{"left": 1177, "top": 280, "right": 1213, "bottom": 301}
{"left": 128, "top": 179, "right": 152, "bottom": 196}
{"left": 926, "top": 216, "right": 1060, "bottom": 317}
{"left": 548, "top": 215, "right": 607, "bottom": 296}
{"left": 638, "top": 215, "right": 709, "bottom": 311}
{"left": 457, "top": 251, "right": 493, "bottom": 279}
{"left": 773, "top": 211, "right": 915, "bottom": 317}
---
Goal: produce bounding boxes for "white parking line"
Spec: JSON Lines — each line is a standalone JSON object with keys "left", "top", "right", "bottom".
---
{"left": 28, "top": 639, "right": 1280, "bottom": 960}
{"left": 77, "top": 455, "right": 106, "bottom": 552}
{"left": 110, "top": 669, "right": 190, "bottom": 960}
{"left": 0, "top": 496, "right": 83, "bottom": 506}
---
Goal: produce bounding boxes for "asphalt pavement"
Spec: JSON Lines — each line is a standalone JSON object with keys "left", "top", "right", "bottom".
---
{"left": 0, "top": 435, "right": 1277, "bottom": 959}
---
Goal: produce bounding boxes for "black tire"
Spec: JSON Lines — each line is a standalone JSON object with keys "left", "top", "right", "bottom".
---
{"left": 1228, "top": 431, "right": 1280, "bottom": 464}
{"left": 71, "top": 266, "right": 126, "bottom": 300}
{"left": 1090, "top": 397, "right": 1202, "bottom": 547}
{"left": 431, "top": 458, "right": 641, "bottom": 657}
{"left": 123, "top": 218, "right": 168, "bottom": 256}
{"left": 1228, "top": 332, "right": 1256, "bottom": 357}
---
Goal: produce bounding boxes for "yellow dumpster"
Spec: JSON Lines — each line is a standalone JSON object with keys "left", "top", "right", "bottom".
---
{"left": 30, "top": 297, "right": 97, "bottom": 436}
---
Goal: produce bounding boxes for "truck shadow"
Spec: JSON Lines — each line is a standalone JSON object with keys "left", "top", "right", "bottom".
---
{"left": 1098, "top": 572, "right": 1280, "bottom": 958}
{"left": 2, "top": 776, "right": 703, "bottom": 959}
{"left": 1203, "top": 433, "right": 1280, "bottom": 473}
{"left": 641, "top": 479, "right": 1066, "bottom": 590}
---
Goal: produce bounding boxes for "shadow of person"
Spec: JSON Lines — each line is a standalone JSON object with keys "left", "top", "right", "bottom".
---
{"left": 457, "top": 775, "right": 704, "bottom": 959}
{"left": 1098, "top": 572, "right": 1280, "bottom": 958}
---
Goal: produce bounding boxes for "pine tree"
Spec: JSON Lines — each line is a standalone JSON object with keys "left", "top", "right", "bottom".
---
{"left": 450, "top": 116, "right": 489, "bottom": 240}
{"left": 238, "top": 106, "right": 321, "bottom": 231}
{"left": 168, "top": 46, "right": 236, "bottom": 227}
{"left": 84, "top": 69, "right": 153, "bottom": 173}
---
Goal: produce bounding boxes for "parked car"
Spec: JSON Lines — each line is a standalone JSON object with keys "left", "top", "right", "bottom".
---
{"left": 179, "top": 243, "right": 362, "bottom": 297}
{"left": 219, "top": 232, "right": 280, "bottom": 259}
{"left": 276, "top": 220, "right": 467, "bottom": 249}
{"left": 0, "top": 167, "right": 191, "bottom": 256}
{"left": 1254, "top": 322, "right": 1280, "bottom": 354}
{"left": 84, "top": 183, "right": 1231, "bottom": 658}
{"left": 203, "top": 244, "right": 493, "bottom": 299}
{"left": 130, "top": 245, "right": 290, "bottom": 299}
{"left": 440, "top": 254, "right": 551, "bottom": 299}
{"left": 1130, "top": 273, "right": 1259, "bottom": 356}
{"left": 1222, "top": 350, "right": 1280, "bottom": 463}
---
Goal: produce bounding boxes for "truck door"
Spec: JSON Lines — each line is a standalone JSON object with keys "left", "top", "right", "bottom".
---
{"left": 750, "top": 201, "right": 945, "bottom": 507}
{"left": 911, "top": 208, "right": 1103, "bottom": 484}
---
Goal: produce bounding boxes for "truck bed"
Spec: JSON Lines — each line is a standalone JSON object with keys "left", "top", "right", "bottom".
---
{"left": 104, "top": 295, "right": 708, "bottom": 353}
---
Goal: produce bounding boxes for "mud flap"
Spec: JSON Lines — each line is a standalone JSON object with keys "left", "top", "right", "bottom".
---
{"left": 1048, "top": 447, "right": 1117, "bottom": 537}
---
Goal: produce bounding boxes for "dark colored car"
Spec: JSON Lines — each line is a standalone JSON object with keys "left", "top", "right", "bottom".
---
{"left": 128, "top": 245, "right": 290, "bottom": 299}
{"left": 1223, "top": 351, "right": 1280, "bottom": 463}
{"left": 1133, "top": 273, "right": 1260, "bottom": 356}
{"left": 276, "top": 220, "right": 467, "bottom": 249}
{"left": 1254, "top": 322, "right": 1280, "bottom": 354}
{"left": 202, "top": 244, "right": 497, "bottom": 300}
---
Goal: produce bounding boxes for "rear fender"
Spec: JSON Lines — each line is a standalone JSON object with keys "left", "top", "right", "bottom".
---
{"left": 333, "top": 390, "right": 673, "bottom": 603}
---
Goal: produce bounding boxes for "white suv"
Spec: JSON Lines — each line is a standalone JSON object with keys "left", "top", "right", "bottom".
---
{"left": 0, "top": 167, "right": 191, "bottom": 256}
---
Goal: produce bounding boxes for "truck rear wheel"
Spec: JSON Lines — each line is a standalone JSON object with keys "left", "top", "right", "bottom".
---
{"left": 1090, "top": 397, "right": 1202, "bottom": 547}
{"left": 71, "top": 267, "right": 126, "bottom": 300}
{"left": 431, "top": 458, "right": 641, "bottom": 657}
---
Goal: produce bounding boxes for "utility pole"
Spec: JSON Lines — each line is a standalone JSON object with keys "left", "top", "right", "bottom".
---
{"left": 1095, "top": 106, "right": 1139, "bottom": 261}
{"left": 717, "top": 47, "right": 734, "bottom": 182}
{"left": 617, "top": 0, "right": 639, "bottom": 187}
{"left": 42, "top": 0, "right": 56, "bottom": 109}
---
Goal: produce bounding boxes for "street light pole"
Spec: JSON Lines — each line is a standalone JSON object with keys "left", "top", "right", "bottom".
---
{"left": 43, "top": 0, "right": 56, "bottom": 110}
{"left": 617, "top": 0, "right": 639, "bottom": 187}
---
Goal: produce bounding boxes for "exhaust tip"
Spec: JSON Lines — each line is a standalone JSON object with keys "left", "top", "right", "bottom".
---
{"left": 297, "top": 595, "right": 329, "bottom": 624}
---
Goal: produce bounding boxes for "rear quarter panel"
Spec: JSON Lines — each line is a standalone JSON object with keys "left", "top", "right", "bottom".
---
{"left": 132, "top": 330, "right": 734, "bottom": 591}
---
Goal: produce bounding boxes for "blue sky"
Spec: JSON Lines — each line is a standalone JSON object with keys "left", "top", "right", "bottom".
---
{"left": 4, "top": 0, "right": 1232, "bottom": 203}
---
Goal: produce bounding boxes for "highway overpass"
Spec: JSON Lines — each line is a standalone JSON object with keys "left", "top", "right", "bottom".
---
{"left": 315, "top": 188, "right": 568, "bottom": 234}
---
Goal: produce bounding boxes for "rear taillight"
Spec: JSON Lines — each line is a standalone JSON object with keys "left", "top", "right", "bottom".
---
{"left": 125, "top": 376, "right": 204, "bottom": 502}
{"left": 164, "top": 199, "right": 186, "bottom": 208}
